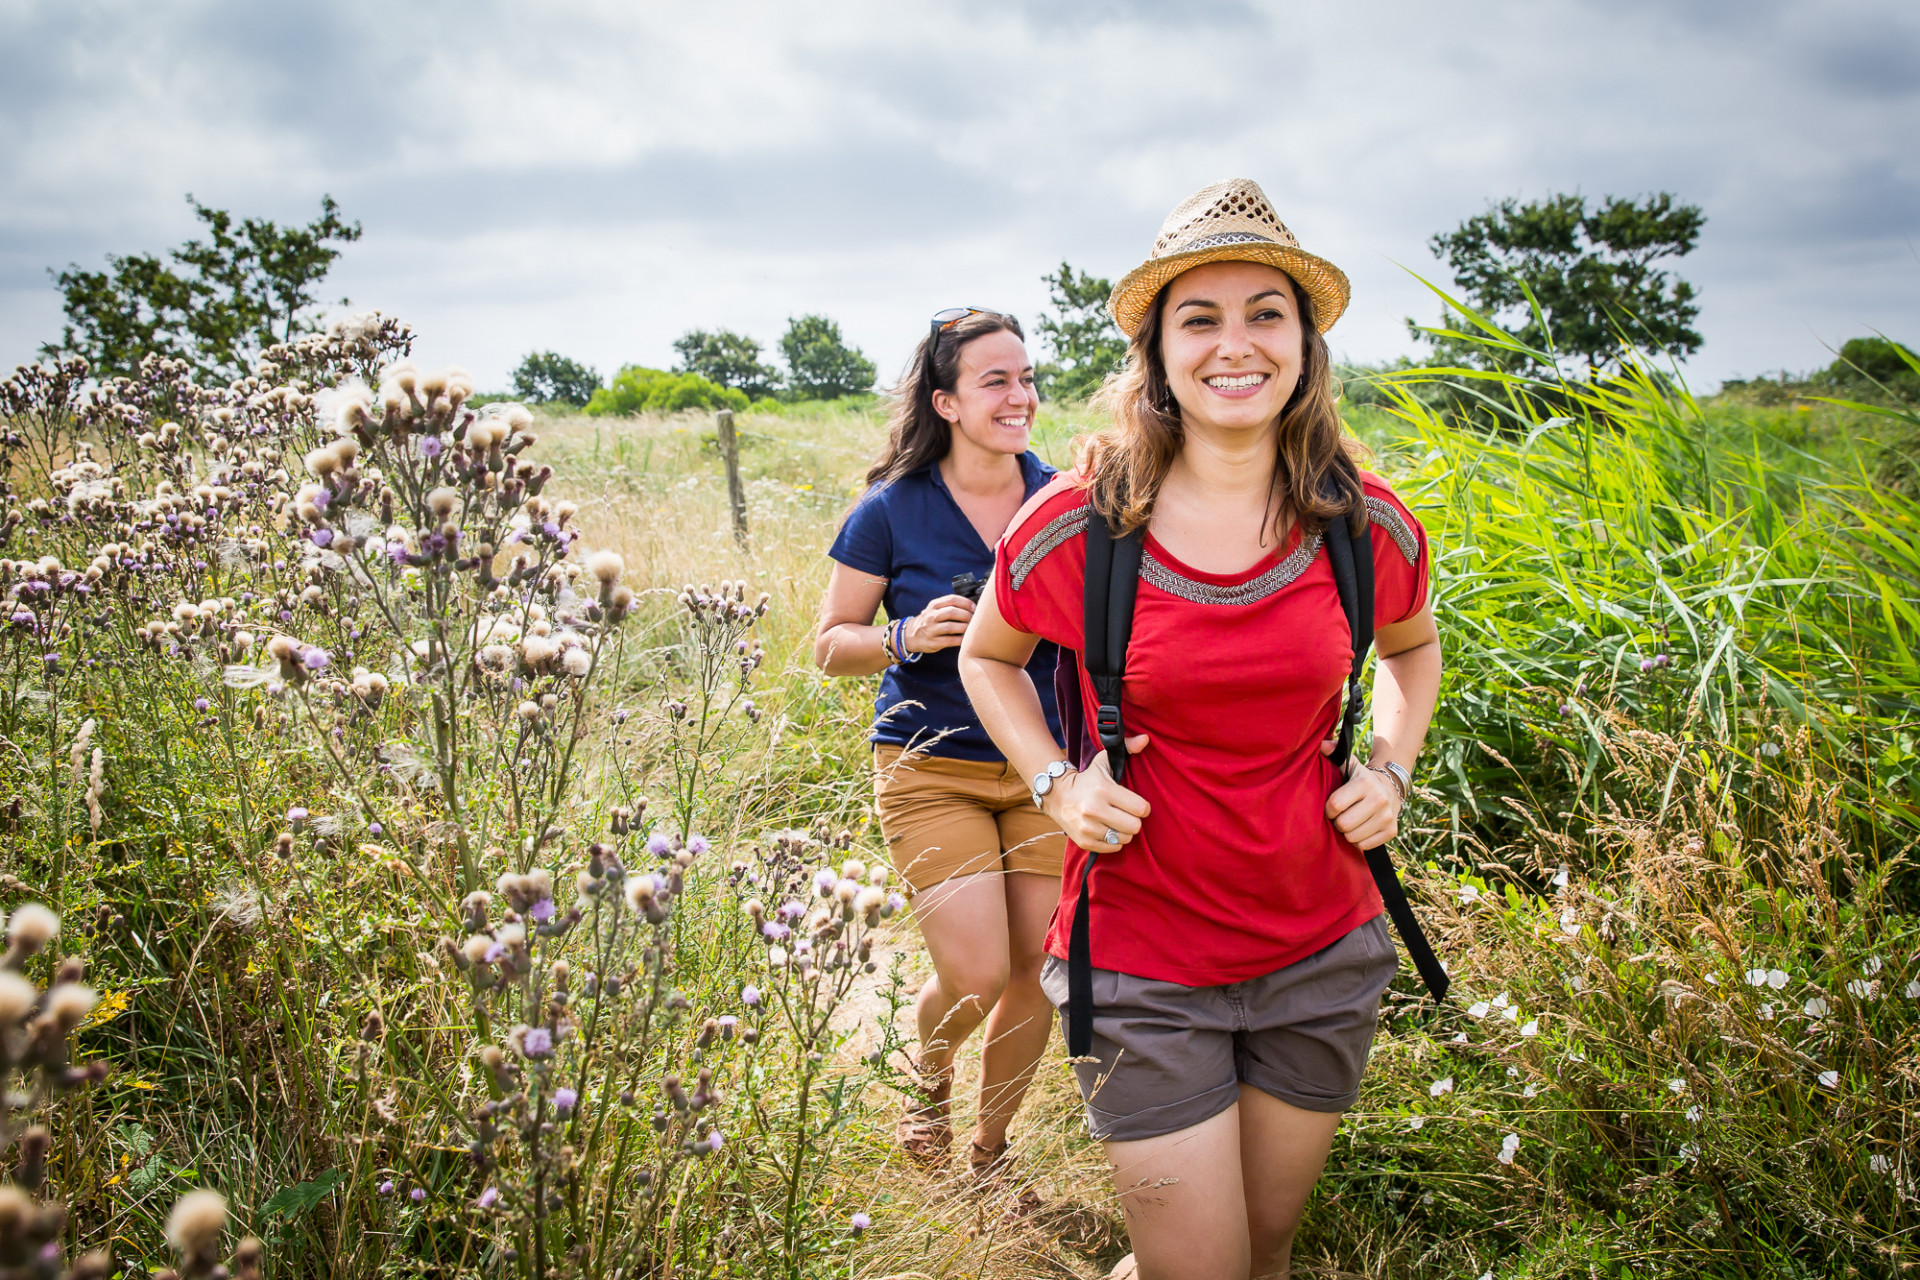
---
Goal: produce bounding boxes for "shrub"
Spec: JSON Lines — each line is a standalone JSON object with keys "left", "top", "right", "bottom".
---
{"left": 511, "top": 351, "right": 602, "bottom": 406}
{"left": 777, "top": 316, "right": 874, "bottom": 402}
{"left": 585, "top": 365, "right": 748, "bottom": 417}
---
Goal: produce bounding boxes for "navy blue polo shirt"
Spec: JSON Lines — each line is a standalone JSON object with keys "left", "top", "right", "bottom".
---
{"left": 828, "top": 452, "right": 1063, "bottom": 760}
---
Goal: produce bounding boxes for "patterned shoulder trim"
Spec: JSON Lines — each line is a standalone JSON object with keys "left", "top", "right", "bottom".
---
{"left": 1364, "top": 495, "right": 1419, "bottom": 566}
{"left": 1008, "top": 504, "right": 1090, "bottom": 589}
{"left": 1139, "top": 533, "right": 1323, "bottom": 606}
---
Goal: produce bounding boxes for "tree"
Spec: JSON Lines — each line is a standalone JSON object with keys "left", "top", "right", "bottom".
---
{"left": 778, "top": 315, "right": 875, "bottom": 401}
{"left": 1419, "top": 192, "right": 1705, "bottom": 372}
{"left": 45, "top": 195, "right": 361, "bottom": 383}
{"left": 584, "top": 366, "right": 748, "bottom": 417}
{"left": 512, "top": 351, "right": 602, "bottom": 406}
{"left": 673, "top": 328, "right": 780, "bottom": 400}
{"left": 1036, "top": 261, "right": 1126, "bottom": 400}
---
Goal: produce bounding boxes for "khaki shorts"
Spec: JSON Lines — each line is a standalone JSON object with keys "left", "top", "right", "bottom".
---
{"left": 1039, "top": 916, "right": 1396, "bottom": 1142}
{"left": 872, "top": 743, "right": 1066, "bottom": 894}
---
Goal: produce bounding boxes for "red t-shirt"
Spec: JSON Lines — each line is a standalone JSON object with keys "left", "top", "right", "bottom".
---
{"left": 993, "top": 470, "right": 1431, "bottom": 986}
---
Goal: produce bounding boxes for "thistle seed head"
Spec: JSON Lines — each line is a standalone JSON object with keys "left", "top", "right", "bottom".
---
{"left": 164, "top": 1189, "right": 229, "bottom": 1260}
{"left": 5, "top": 902, "right": 59, "bottom": 962}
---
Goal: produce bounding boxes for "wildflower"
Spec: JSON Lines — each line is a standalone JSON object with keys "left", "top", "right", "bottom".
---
{"left": 287, "top": 807, "right": 309, "bottom": 831}
{"left": 427, "top": 487, "right": 460, "bottom": 520}
{"left": 1559, "top": 909, "right": 1579, "bottom": 936}
{"left": 850, "top": 1211, "right": 871, "bottom": 1235}
{"left": 5, "top": 902, "right": 60, "bottom": 960}
{"left": 302, "top": 647, "right": 331, "bottom": 671}
{"left": 194, "top": 697, "right": 211, "bottom": 712}
{"left": 1490, "top": 992, "right": 1509, "bottom": 1009}
{"left": 521, "top": 1027, "right": 553, "bottom": 1059}
{"left": 553, "top": 1087, "right": 578, "bottom": 1114}
{"left": 1845, "top": 978, "right": 1878, "bottom": 1000}
{"left": 1520, "top": 1019, "right": 1539, "bottom": 1037}
{"left": 1758, "top": 1002, "right": 1774, "bottom": 1020}
{"left": 1639, "top": 658, "right": 1655, "bottom": 672}
{"left": 646, "top": 833, "right": 673, "bottom": 857}
{"left": 1870, "top": 1153, "right": 1894, "bottom": 1174}
{"left": 1816, "top": 1069, "right": 1839, "bottom": 1089}
{"left": 707, "top": 1131, "right": 725, "bottom": 1153}
{"left": 815, "top": 868, "right": 838, "bottom": 896}
{"left": 378, "top": 1180, "right": 394, "bottom": 1195}
{"left": 741, "top": 985, "right": 761, "bottom": 1006}
{"left": 1685, "top": 1104, "right": 1702, "bottom": 1122}
{"left": 1429, "top": 1076, "right": 1454, "bottom": 1097}
{"left": 586, "top": 550, "right": 624, "bottom": 587}
{"left": 1667, "top": 1078, "right": 1686, "bottom": 1094}
{"left": 1502, "top": 1005, "right": 1520, "bottom": 1022}
{"left": 529, "top": 898, "right": 556, "bottom": 923}
{"left": 477, "top": 1186, "right": 499, "bottom": 1209}
{"left": 410, "top": 1188, "right": 426, "bottom": 1203}
{"left": 1497, "top": 1133, "right": 1519, "bottom": 1164}
{"left": 717, "top": 1015, "right": 738, "bottom": 1036}
{"left": 1804, "top": 995, "right": 1829, "bottom": 1018}
{"left": 1766, "top": 968, "right": 1788, "bottom": 990}
{"left": 1759, "top": 742, "right": 1781, "bottom": 757}
{"left": 1679, "top": 1142, "right": 1699, "bottom": 1163}
{"left": 688, "top": 835, "right": 709, "bottom": 856}
{"left": 165, "top": 1189, "right": 228, "bottom": 1258}
{"left": 1907, "top": 980, "right": 1920, "bottom": 999}
{"left": 1458, "top": 884, "right": 1481, "bottom": 904}
{"left": 1451, "top": 1031, "right": 1468, "bottom": 1043}
{"left": 1468, "top": 1001, "right": 1490, "bottom": 1019}
{"left": 1407, "top": 1115, "right": 1425, "bottom": 1129}
{"left": 1522, "top": 1083, "right": 1539, "bottom": 1098}
{"left": 1551, "top": 865, "right": 1569, "bottom": 888}
{"left": 1864, "top": 956, "right": 1882, "bottom": 976}
{"left": 1744, "top": 968, "right": 1767, "bottom": 987}
{"left": 419, "top": 435, "right": 445, "bottom": 459}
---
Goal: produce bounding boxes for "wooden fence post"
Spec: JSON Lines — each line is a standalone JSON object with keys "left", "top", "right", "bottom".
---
{"left": 716, "top": 408, "right": 748, "bottom": 547}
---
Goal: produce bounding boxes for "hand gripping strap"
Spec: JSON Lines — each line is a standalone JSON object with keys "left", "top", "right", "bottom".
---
{"left": 1070, "top": 506, "right": 1141, "bottom": 1058}
{"left": 1324, "top": 507, "right": 1449, "bottom": 1004}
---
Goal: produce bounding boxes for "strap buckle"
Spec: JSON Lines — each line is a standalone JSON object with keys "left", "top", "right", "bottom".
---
{"left": 1095, "top": 702, "right": 1124, "bottom": 747}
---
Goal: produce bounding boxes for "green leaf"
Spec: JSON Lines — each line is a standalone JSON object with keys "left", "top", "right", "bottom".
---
{"left": 261, "top": 1169, "right": 346, "bottom": 1219}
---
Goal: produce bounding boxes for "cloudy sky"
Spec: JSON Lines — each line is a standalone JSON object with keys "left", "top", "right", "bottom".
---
{"left": 2, "top": 0, "right": 1914, "bottom": 393}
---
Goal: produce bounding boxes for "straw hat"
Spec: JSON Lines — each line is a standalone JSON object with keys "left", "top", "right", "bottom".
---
{"left": 1107, "top": 178, "right": 1350, "bottom": 337}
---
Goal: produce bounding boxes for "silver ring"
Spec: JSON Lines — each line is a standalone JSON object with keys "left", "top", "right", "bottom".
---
{"left": 1102, "top": 827, "right": 1121, "bottom": 846}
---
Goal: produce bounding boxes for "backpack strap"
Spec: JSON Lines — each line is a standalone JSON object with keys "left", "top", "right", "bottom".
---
{"left": 1068, "top": 504, "right": 1141, "bottom": 1058}
{"left": 1323, "top": 505, "right": 1450, "bottom": 1004}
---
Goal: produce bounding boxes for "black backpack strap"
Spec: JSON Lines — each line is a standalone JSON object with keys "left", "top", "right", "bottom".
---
{"left": 1324, "top": 505, "right": 1450, "bottom": 1004}
{"left": 1068, "top": 504, "right": 1141, "bottom": 1058}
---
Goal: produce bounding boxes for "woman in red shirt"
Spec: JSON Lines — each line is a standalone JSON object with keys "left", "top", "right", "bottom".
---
{"left": 959, "top": 179, "right": 1441, "bottom": 1280}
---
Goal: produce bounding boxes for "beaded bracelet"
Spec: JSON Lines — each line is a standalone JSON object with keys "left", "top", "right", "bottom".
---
{"left": 890, "top": 617, "right": 921, "bottom": 664}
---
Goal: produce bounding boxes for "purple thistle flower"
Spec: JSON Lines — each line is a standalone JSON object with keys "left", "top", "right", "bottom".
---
{"left": 646, "top": 833, "right": 673, "bottom": 857}
{"left": 387, "top": 542, "right": 409, "bottom": 566}
{"left": 483, "top": 942, "right": 507, "bottom": 964}
{"left": 716, "top": 1015, "right": 738, "bottom": 1035}
{"left": 886, "top": 893, "right": 906, "bottom": 914}
{"left": 706, "top": 1131, "right": 724, "bottom": 1153}
{"left": 741, "top": 984, "right": 761, "bottom": 1006}
{"left": 687, "top": 835, "right": 709, "bottom": 856}
{"left": 814, "top": 868, "right": 838, "bottom": 895}
{"left": 419, "top": 435, "right": 445, "bottom": 458}
{"left": 287, "top": 807, "right": 309, "bottom": 829}
{"left": 1639, "top": 658, "right": 1656, "bottom": 672}
{"left": 553, "top": 1087, "right": 578, "bottom": 1114}
{"left": 521, "top": 1027, "right": 554, "bottom": 1058}
{"left": 476, "top": 1186, "right": 499, "bottom": 1209}
{"left": 409, "top": 1187, "right": 425, "bottom": 1203}
{"left": 529, "top": 897, "right": 556, "bottom": 923}
{"left": 762, "top": 922, "right": 790, "bottom": 941}
{"left": 368, "top": 822, "right": 383, "bottom": 835}
{"left": 303, "top": 647, "right": 332, "bottom": 671}
{"left": 378, "top": 1180, "right": 394, "bottom": 1195}
{"left": 542, "top": 521, "right": 560, "bottom": 538}
{"left": 194, "top": 697, "right": 211, "bottom": 712}
{"left": 312, "top": 489, "right": 331, "bottom": 510}
{"left": 778, "top": 900, "right": 806, "bottom": 921}
{"left": 310, "top": 528, "right": 333, "bottom": 547}
{"left": 850, "top": 1212, "right": 870, "bottom": 1234}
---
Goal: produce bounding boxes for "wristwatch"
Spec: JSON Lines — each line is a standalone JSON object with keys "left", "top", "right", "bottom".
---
{"left": 1368, "top": 760, "right": 1413, "bottom": 803}
{"left": 1031, "top": 760, "right": 1073, "bottom": 811}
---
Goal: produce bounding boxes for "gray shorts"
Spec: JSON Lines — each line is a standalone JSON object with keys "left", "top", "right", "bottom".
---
{"left": 1038, "top": 916, "right": 1396, "bottom": 1142}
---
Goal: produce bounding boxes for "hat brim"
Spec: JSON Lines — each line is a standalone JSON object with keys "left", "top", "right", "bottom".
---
{"left": 1108, "top": 243, "right": 1351, "bottom": 337}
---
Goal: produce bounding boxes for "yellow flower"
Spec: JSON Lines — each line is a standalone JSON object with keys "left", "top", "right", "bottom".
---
{"left": 77, "top": 988, "right": 132, "bottom": 1032}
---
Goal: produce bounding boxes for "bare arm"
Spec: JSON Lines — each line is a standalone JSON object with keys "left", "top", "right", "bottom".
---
{"left": 958, "top": 574, "right": 1150, "bottom": 853}
{"left": 812, "top": 560, "right": 978, "bottom": 676}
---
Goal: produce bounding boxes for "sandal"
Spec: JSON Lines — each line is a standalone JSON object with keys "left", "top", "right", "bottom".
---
{"left": 896, "top": 1062, "right": 952, "bottom": 1166}
{"left": 967, "top": 1138, "right": 1010, "bottom": 1180}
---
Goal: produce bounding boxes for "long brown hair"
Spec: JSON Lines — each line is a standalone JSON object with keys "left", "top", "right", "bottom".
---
{"left": 1081, "top": 274, "right": 1364, "bottom": 541}
{"left": 866, "top": 310, "right": 1026, "bottom": 487}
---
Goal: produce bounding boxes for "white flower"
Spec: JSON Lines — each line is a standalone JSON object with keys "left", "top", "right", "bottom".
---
{"left": 1703, "top": 973, "right": 1719, "bottom": 985}
{"left": 1451, "top": 1031, "right": 1469, "bottom": 1044}
{"left": 1522, "top": 1083, "right": 1539, "bottom": 1098}
{"left": 1551, "top": 865, "right": 1569, "bottom": 888}
{"left": 1906, "top": 979, "right": 1920, "bottom": 999}
{"left": 1506, "top": 1065, "right": 1519, "bottom": 1077}
{"left": 1497, "top": 1132, "right": 1520, "bottom": 1164}
{"left": 1804, "top": 996, "right": 1830, "bottom": 1017}
{"left": 1520, "top": 1019, "right": 1540, "bottom": 1037}
{"left": 1744, "top": 968, "right": 1768, "bottom": 987}
{"left": 1766, "top": 968, "right": 1789, "bottom": 990}
{"left": 1685, "top": 1104, "right": 1702, "bottom": 1123}
{"left": 1667, "top": 1078, "right": 1687, "bottom": 1093}
{"left": 1559, "top": 909, "right": 1580, "bottom": 936}
{"left": 1567, "top": 1049, "right": 1586, "bottom": 1063}
{"left": 1491, "top": 992, "right": 1510, "bottom": 1009}
{"left": 1430, "top": 1076, "right": 1455, "bottom": 1097}
{"left": 1869, "top": 1153, "right": 1894, "bottom": 1174}
{"left": 1407, "top": 1115, "right": 1425, "bottom": 1130}
{"left": 1502, "top": 1005, "right": 1521, "bottom": 1022}
{"left": 1459, "top": 884, "right": 1482, "bottom": 904}
{"left": 1864, "top": 955, "right": 1882, "bottom": 977}
{"left": 1468, "top": 1001, "right": 1490, "bottom": 1019}
{"left": 1845, "top": 979, "right": 1878, "bottom": 1000}
{"left": 1679, "top": 1142, "right": 1699, "bottom": 1163}
{"left": 1816, "top": 1069, "right": 1839, "bottom": 1089}
{"left": 1759, "top": 742, "right": 1781, "bottom": 757}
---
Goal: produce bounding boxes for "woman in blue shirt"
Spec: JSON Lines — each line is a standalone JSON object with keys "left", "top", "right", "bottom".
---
{"left": 814, "top": 308, "right": 1064, "bottom": 1176}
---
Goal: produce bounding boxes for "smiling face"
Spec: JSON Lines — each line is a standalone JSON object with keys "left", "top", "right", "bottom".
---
{"left": 930, "top": 329, "right": 1037, "bottom": 458}
{"left": 1157, "top": 260, "right": 1306, "bottom": 437}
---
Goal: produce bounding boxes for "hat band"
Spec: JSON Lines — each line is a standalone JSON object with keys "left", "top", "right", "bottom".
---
{"left": 1164, "top": 229, "right": 1292, "bottom": 255}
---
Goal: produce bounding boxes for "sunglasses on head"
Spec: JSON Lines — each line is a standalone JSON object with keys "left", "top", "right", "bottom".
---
{"left": 928, "top": 306, "right": 992, "bottom": 351}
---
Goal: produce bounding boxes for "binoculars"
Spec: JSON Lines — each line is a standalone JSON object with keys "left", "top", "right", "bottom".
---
{"left": 950, "top": 573, "right": 987, "bottom": 603}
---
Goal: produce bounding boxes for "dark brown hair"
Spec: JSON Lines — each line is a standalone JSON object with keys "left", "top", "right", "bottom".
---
{"left": 866, "top": 310, "right": 1026, "bottom": 487}
{"left": 1081, "top": 274, "right": 1364, "bottom": 541}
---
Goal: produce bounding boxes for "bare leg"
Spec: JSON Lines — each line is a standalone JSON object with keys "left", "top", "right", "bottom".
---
{"left": 1103, "top": 1104, "right": 1250, "bottom": 1280}
{"left": 972, "top": 871, "right": 1060, "bottom": 1150}
{"left": 1238, "top": 1086, "right": 1344, "bottom": 1279}
{"left": 908, "top": 872, "right": 1011, "bottom": 1089}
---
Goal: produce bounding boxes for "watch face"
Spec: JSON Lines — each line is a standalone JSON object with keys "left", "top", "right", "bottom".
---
{"left": 1033, "top": 773, "right": 1053, "bottom": 796}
